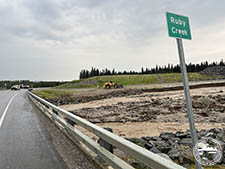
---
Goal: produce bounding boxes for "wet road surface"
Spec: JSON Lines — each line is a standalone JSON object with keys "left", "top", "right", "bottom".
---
{"left": 0, "top": 90, "right": 68, "bottom": 169}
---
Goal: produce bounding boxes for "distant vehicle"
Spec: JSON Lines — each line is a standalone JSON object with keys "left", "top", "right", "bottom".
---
{"left": 11, "top": 85, "right": 20, "bottom": 90}
{"left": 23, "top": 85, "right": 30, "bottom": 89}
{"left": 20, "top": 84, "right": 30, "bottom": 89}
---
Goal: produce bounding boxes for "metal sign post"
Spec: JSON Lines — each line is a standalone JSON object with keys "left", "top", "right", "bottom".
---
{"left": 176, "top": 38, "right": 202, "bottom": 169}
{"left": 166, "top": 12, "right": 202, "bottom": 169}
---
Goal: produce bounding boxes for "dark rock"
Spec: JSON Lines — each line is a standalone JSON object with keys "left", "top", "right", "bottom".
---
{"left": 198, "top": 130, "right": 208, "bottom": 137}
{"left": 168, "top": 139, "right": 179, "bottom": 146}
{"left": 160, "top": 132, "right": 176, "bottom": 140}
{"left": 152, "top": 140, "right": 170, "bottom": 147}
{"left": 130, "top": 128, "right": 225, "bottom": 167}
{"left": 209, "top": 128, "right": 222, "bottom": 134}
{"left": 138, "top": 138, "right": 147, "bottom": 145}
{"left": 178, "top": 156, "right": 193, "bottom": 166}
{"left": 176, "top": 132, "right": 191, "bottom": 138}
{"left": 168, "top": 148, "right": 180, "bottom": 160}
{"left": 205, "top": 132, "right": 217, "bottom": 139}
{"left": 149, "top": 141, "right": 156, "bottom": 147}
{"left": 150, "top": 147, "right": 161, "bottom": 154}
{"left": 179, "top": 138, "right": 193, "bottom": 146}
{"left": 141, "top": 136, "right": 152, "bottom": 142}
{"left": 158, "top": 146, "right": 172, "bottom": 154}
{"left": 148, "top": 140, "right": 172, "bottom": 154}
{"left": 144, "top": 143, "right": 153, "bottom": 150}
{"left": 222, "top": 157, "right": 225, "bottom": 164}
{"left": 217, "top": 132, "right": 225, "bottom": 140}
{"left": 152, "top": 136, "right": 163, "bottom": 141}
{"left": 170, "top": 137, "right": 181, "bottom": 142}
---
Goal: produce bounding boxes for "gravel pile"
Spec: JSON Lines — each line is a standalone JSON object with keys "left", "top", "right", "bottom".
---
{"left": 200, "top": 66, "right": 225, "bottom": 77}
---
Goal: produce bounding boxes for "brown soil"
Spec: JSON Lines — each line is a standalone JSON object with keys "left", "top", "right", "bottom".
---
{"left": 62, "top": 86, "right": 225, "bottom": 123}
{"left": 76, "top": 122, "right": 225, "bottom": 140}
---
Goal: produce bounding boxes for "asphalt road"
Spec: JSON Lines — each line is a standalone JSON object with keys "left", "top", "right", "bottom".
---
{"left": 0, "top": 90, "right": 68, "bottom": 169}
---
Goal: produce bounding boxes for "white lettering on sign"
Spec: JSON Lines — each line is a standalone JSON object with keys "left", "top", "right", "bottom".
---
{"left": 172, "top": 27, "right": 177, "bottom": 33}
{"left": 171, "top": 27, "right": 188, "bottom": 36}
{"left": 170, "top": 17, "right": 186, "bottom": 27}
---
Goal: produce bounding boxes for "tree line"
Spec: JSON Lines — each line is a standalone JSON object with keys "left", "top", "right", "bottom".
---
{"left": 79, "top": 60, "right": 225, "bottom": 79}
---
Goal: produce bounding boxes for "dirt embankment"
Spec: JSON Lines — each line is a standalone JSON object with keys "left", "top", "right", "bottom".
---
{"left": 48, "top": 81, "right": 225, "bottom": 106}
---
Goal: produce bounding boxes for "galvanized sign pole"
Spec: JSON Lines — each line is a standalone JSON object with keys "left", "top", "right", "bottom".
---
{"left": 176, "top": 39, "right": 202, "bottom": 169}
{"left": 166, "top": 12, "right": 202, "bottom": 169}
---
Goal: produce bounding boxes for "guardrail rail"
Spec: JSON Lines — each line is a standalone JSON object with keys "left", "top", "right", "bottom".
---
{"left": 27, "top": 91, "right": 185, "bottom": 169}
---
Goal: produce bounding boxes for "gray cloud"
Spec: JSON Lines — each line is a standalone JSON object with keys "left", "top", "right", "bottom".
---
{"left": 0, "top": 0, "right": 225, "bottom": 80}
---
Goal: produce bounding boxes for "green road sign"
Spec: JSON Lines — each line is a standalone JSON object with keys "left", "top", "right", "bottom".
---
{"left": 166, "top": 12, "right": 191, "bottom": 40}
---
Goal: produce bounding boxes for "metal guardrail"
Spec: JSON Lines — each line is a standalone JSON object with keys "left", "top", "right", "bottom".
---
{"left": 27, "top": 91, "right": 185, "bottom": 169}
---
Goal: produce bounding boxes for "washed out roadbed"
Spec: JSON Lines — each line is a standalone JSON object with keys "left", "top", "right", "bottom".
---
{"left": 58, "top": 86, "right": 225, "bottom": 124}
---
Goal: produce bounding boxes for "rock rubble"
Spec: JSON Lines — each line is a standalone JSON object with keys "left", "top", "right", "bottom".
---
{"left": 126, "top": 128, "right": 225, "bottom": 168}
{"left": 200, "top": 66, "right": 225, "bottom": 77}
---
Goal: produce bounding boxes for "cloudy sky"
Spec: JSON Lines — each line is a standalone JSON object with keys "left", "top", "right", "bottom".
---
{"left": 1, "top": 0, "right": 225, "bottom": 81}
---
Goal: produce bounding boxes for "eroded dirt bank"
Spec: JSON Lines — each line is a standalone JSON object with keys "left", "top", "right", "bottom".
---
{"left": 61, "top": 86, "right": 225, "bottom": 124}
{"left": 57, "top": 85, "right": 225, "bottom": 141}
{"left": 49, "top": 81, "right": 225, "bottom": 106}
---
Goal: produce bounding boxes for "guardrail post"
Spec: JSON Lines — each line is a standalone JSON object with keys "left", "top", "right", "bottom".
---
{"left": 98, "top": 128, "right": 114, "bottom": 153}
{"left": 65, "top": 117, "right": 76, "bottom": 126}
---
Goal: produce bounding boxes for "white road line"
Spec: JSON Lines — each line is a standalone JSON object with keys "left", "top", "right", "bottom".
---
{"left": 0, "top": 93, "right": 19, "bottom": 128}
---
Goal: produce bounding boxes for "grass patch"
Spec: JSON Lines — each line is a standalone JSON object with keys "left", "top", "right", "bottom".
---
{"left": 90, "top": 74, "right": 159, "bottom": 86}
{"left": 56, "top": 74, "right": 159, "bottom": 89}
{"left": 189, "top": 164, "right": 225, "bottom": 169}
{"left": 55, "top": 73, "right": 222, "bottom": 89}
{"left": 159, "top": 73, "right": 221, "bottom": 83}
{"left": 33, "top": 89, "right": 73, "bottom": 100}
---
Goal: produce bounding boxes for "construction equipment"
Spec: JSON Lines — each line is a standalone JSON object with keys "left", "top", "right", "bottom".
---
{"left": 103, "top": 81, "right": 123, "bottom": 89}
